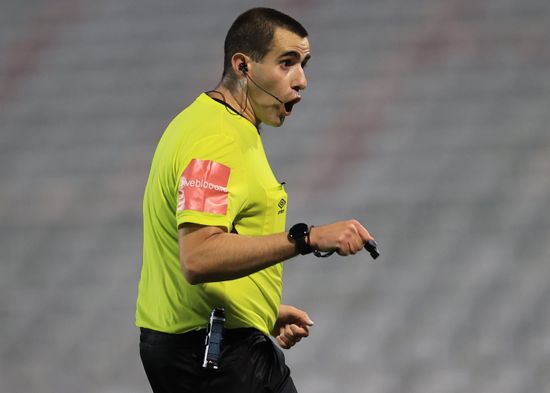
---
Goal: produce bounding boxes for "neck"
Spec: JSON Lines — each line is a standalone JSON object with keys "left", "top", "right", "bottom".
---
{"left": 207, "top": 82, "right": 258, "bottom": 126}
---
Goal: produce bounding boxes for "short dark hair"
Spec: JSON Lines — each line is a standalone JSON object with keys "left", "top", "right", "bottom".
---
{"left": 223, "top": 8, "right": 308, "bottom": 77}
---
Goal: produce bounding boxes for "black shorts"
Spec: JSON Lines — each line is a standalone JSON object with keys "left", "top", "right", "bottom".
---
{"left": 139, "top": 327, "right": 298, "bottom": 393}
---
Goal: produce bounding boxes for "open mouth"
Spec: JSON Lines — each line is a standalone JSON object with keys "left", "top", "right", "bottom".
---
{"left": 284, "top": 97, "right": 301, "bottom": 114}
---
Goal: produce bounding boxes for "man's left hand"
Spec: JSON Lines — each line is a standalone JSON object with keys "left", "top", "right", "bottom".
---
{"left": 272, "top": 304, "right": 314, "bottom": 349}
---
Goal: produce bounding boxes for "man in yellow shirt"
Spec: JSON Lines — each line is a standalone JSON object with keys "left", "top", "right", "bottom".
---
{"left": 136, "top": 7, "right": 377, "bottom": 393}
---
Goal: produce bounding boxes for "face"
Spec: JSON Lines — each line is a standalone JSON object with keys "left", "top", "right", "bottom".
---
{"left": 244, "top": 28, "right": 311, "bottom": 127}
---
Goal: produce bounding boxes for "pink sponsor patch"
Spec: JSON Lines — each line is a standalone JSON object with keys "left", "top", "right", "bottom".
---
{"left": 178, "top": 159, "right": 230, "bottom": 215}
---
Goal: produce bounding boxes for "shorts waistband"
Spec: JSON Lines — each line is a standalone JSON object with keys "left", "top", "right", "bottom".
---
{"left": 139, "top": 327, "right": 263, "bottom": 346}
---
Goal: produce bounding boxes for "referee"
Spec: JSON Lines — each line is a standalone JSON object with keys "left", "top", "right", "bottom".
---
{"left": 136, "top": 7, "right": 377, "bottom": 393}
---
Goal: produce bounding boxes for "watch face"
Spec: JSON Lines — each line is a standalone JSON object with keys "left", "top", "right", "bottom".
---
{"left": 290, "top": 223, "right": 309, "bottom": 239}
{"left": 289, "top": 223, "right": 313, "bottom": 255}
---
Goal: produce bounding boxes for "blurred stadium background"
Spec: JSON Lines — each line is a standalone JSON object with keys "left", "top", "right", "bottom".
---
{"left": 1, "top": 0, "right": 549, "bottom": 392}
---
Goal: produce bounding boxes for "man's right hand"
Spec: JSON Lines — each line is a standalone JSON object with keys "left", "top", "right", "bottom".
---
{"left": 308, "top": 220, "right": 375, "bottom": 256}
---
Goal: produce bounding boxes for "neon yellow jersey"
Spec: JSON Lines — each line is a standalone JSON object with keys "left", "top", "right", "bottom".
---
{"left": 136, "top": 93, "right": 288, "bottom": 335}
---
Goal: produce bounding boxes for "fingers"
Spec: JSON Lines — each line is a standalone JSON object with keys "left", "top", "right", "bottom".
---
{"left": 311, "top": 219, "right": 377, "bottom": 256}
{"left": 336, "top": 221, "right": 369, "bottom": 256}
{"left": 276, "top": 324, "right": 310, "bottom": 349}
{"left": 277, "top": 304, "right": 314, "bottom": 327}
{"left": 276, "top": 335, "right": 289, "bottom": 349}
{"left": 337, "top": 239, "right": 358, "bottom": 256}
{"left": 346, "top": 220, "right": 376, "bottom": 255}
{"left": 352, "top": 221, "right": 380, "bottom": 258}
{"left": 351, "top": 219, "right": 374, "bottom": 243}
{"left": 293, "top": 308, "right": 315, "bottom": 327}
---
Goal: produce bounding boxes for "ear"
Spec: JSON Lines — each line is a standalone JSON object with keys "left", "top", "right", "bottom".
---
{"left": 231, "top": 53, "right": 249, "bottom": 78}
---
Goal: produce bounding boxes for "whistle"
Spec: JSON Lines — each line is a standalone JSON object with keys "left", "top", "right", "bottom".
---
{"left": 365, "top": 240, "right": 380, "bottom": 259}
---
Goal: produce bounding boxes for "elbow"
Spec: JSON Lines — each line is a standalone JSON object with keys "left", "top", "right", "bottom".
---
{"left": 181, "top": 256, "right": 205, "bottom": 285}
{"left": 183, "top": 270, "right": 202, "bottom": 285}
{"left": 179, "top": 226, "right": 225, "bottom": 285}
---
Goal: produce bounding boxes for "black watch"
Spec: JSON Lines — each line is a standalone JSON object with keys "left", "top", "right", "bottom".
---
{"left": 288, "top": 223, "right": 313, "bottom": 255}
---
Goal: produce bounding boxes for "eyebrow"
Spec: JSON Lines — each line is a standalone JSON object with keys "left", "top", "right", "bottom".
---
{"left": 278, "top": 51, "right": 312, "bottom": 65}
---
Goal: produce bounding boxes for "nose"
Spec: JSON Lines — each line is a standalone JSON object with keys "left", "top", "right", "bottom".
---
{"left": 293, "top": 66, "right": 307, "bottom": 91}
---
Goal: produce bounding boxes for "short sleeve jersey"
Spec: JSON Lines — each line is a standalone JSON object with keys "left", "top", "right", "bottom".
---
{"left": 136, "top": 94, "right": 288, "bottom": 335}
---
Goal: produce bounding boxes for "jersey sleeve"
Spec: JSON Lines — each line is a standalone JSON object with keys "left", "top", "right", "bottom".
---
{"left": 175, "top": 134, "right": 248, "bottom": 232}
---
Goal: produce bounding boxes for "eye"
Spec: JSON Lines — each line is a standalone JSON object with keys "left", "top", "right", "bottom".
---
{"left": 280, "top": 59, "right": 293, "bottom": 68}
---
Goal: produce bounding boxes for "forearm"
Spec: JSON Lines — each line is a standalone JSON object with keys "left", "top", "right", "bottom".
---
{"left": 180, "top": 229, "right": 298, "bottom": 284}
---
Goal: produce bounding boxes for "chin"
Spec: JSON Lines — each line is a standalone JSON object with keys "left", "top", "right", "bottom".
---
{"left": 262, "top": 117, "right": 284, "bottom": 127}
{"left": 273, "top": 116, "right": 286, "bottom": 127}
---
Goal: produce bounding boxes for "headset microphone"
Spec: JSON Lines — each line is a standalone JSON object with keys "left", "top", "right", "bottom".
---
{"left": 239, "top": 63, "right": 284, "bottom": 104}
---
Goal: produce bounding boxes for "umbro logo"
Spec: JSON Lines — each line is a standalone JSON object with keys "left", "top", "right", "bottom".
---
{"left": 277, "top": 198, "right": 287, "bottom": 214}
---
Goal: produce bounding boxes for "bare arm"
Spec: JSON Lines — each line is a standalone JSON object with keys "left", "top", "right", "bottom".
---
{"left": 179, "top": 219, "right": 375, "bottom": 284}
{"left": 178, "top": 224, "right": 298, "bottom": 284}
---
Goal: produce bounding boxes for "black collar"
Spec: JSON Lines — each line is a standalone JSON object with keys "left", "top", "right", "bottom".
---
{"left": 208, "top": 96, "right": 241, "bottom": 115}
{"left": 205, "top": 92, "right": 261, "bottom": 134}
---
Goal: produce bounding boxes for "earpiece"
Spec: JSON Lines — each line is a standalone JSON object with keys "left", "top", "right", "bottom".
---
{"left": 238, "top": 63, "right": 248, "bottom": 74}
